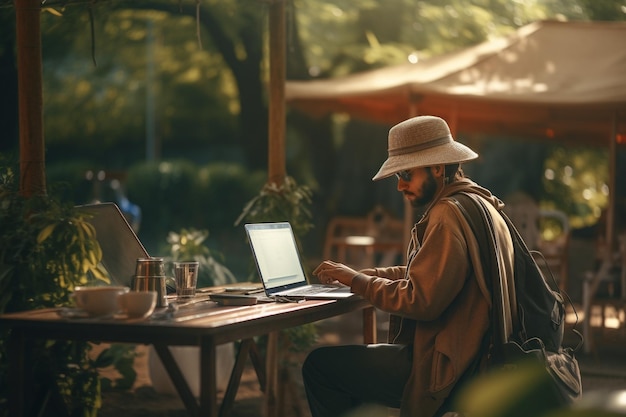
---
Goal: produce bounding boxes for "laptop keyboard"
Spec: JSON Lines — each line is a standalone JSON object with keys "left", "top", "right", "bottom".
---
{"left": 285, "top": 285, "right": 344, "bottom": 295}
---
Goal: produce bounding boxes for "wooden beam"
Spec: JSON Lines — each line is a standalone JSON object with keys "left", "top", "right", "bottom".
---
{"left": 15, "top": 0, "right": 46, "bottom": 197}
{"left": 267, "top": 0, "right": 286, "bottom": 187}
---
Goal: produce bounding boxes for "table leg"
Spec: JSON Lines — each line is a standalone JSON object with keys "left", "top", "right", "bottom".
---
{"left": 362, "top": 306, "right": 377, "bottom": 344}
{"left": 8, "top": 328, "right": 26, "bottom": 417}
{"left": 264, "top": 331, "right": 279, "bottom": 417}
{"left": 219, "top": 339, "right": 253, "bottom": 417}
{"left": 153, "top": 343, "right": 202, "bottom": 416}
{"left": 248, "top": 339, "right": 266, "bottom": 391}
{"left": 200, "top": 340, "right": 219, "bottom": 417}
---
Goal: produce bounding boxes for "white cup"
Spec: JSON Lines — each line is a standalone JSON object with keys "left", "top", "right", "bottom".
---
{"left": 72, "top": 286, "right": 129, "bottom": 317}
{"left": 119, "top": 291, "right": 158, "bottom": 318}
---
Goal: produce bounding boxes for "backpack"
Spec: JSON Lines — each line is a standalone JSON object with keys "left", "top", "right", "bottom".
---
{"left": 450, "top": 192, "right": 583, "bottom": 404}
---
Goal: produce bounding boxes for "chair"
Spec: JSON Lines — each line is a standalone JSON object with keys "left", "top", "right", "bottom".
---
{"left": 323, "top": 206, "right": 404, "bottom": 269}
{"left": 503, "top": 192, "right": 541, "bottom": 250}
{"left": 536, "top": 209, "right": 571, "bottom": 293}
{"left": 504, "top": 192, "right": 570, "bottom": 292}
{"left": 322, "top": 215, "right": 368, "bottom": 265}
{"left": 581, "top": 233, "right": 626, "bottom": 353}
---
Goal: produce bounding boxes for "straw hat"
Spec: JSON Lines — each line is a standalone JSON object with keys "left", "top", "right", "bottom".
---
{"left": 372, "top": 115, "right": 478, "bottom": 181}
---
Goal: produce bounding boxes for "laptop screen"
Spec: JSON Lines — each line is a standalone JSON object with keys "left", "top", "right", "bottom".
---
{"left": 245, "top": 222, "right": 308, "bottom": 291}
{"left": 76, "top": 202, "right": 150, "bottom": 286}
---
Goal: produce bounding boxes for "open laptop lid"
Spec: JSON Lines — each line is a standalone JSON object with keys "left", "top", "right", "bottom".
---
{"left": 245, "top": 222, "right": 309, "bottom": 296}
{"left": 76, "top": 202, "right": 150, "bottom": 286}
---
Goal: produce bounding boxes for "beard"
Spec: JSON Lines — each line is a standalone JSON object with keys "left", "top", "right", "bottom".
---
{"left": 410, "top": 170, "right": 438, "bottom": 208}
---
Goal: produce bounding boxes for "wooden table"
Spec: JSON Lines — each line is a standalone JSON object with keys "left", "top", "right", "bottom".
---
{"left": 1, "top": 296, "right": 375, "bottom": 417}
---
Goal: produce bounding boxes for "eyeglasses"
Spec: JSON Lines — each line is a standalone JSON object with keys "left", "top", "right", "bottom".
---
{"left": 394, "top": 170, "right": 412, "bottom": 182}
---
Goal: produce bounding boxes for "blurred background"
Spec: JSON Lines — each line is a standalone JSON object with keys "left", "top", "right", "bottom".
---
{"left": 1, "top": 0, "right": 625, "bottom": 301}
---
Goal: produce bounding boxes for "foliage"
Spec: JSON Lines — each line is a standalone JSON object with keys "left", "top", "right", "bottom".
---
{"left": 0, "top": 164, "right": 108, "bottom": 313}
{"left": 292, "top": 0, "right": 590, "bottom": 77}
{"left": 41, "top": 7, "right": 239, "bottom": 164}
{"left": 165, "top": 227, "right": 237, "bottom": 287}
{"left": 542, "top": 146, "right": 609, "bottom": 230}
{"left": 0, "top": 158, "right": 113, "bottom": 416}
{"left": 236, "top": 176, "right": 314, "bottom": 238}
{"left": 577, "top": 0, "right": 626, "bottom": 21}
{"left": 453, "top": 362, "right": 563, "bottom": 417}
{"left": 452, "top": 359, "right": 626, "bottom": 417}
{"left": 97, "top": 344, "right": 140, "bottom": 391}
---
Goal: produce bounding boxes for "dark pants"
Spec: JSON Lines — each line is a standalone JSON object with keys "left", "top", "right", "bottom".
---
{"left": 301, "top": 344, "right": 412, "bottom": 417}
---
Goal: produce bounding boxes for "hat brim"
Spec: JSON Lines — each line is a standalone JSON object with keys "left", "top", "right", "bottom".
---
{"left": 372, "top": 141, "right": 478, "bottom": 181}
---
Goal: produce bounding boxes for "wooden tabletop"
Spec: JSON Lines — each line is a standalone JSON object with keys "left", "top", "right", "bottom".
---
{"left": 0, "top": 296, "right": 373, "bottom": 346}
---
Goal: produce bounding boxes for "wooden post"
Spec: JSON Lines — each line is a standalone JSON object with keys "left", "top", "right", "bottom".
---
{"left": 264, "top": 331, "right": 279, "bottom": 417}
{"left": 267, "top": 0, "right": 286, "bottom": 187}
{"left": 15, "top": 0, "right": 46, "bottom": 197}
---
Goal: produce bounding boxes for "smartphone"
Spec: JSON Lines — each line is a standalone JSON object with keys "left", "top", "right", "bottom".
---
{"left": 210, "top": 293, "right": 258, "bottom": 306}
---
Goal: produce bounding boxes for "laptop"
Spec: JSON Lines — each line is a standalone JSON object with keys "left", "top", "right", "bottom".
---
{"left": 245, "top": 222, "right": 353, "bottom": 299}
{"left": 75, "top": 202, "right": 150, "bottom": 287}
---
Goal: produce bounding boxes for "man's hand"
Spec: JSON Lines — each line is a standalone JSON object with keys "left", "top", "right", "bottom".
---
{"left": 313, "top": 260, "right": 359, "bottom": 287}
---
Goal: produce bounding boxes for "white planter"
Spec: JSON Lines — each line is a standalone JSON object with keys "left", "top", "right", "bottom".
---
{"left": 148, "top": 343, "right": 236, "bottom": 396}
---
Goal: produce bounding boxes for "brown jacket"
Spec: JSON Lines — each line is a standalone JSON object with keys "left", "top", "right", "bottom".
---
{"left": 351, "top": 179, "right": 515, "bottom": 417}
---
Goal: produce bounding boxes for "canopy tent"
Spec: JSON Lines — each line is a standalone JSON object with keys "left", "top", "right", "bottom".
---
{"left": 286, "top": 19, "right": 626, "bottom": 246}
{"left": 286, "top": 19, "right": 626, "bottom": 353}
{"left": 286, "top": 20, "right": 626, "bottom": 145}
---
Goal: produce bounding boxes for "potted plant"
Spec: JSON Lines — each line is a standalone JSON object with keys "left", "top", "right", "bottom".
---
{"left": 164, "top": 227, "right": 238, "bottom": 288}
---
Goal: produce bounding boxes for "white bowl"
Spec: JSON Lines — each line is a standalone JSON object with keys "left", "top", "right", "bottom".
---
{"left": 119, "top": 291, "right": 157, "bottom": 318}
{"left": 72, "top": 286, "right": 129, "bottom": 317}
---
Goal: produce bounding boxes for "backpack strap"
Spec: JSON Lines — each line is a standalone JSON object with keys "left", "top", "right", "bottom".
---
{"left": 450, "top": 193, "right": 515, "bottom": 354}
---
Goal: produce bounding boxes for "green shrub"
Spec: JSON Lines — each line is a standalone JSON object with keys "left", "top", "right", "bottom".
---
{"left": 197, "top": 162, "right": 265, "bottom": 234}
{"left": 125, "top": 160, "right": 200, "bottom": 251}
{"left": 46, "top": 160, "right": 97, "bottom": 205}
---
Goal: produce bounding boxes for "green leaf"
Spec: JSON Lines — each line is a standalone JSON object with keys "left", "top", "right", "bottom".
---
{"left": 92, "top": 348, "right": 116, "bottom": 369}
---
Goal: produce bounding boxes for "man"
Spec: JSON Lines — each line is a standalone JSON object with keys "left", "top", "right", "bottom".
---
{"left": 305, "top": 115, "right": 515, "bottom": 417}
